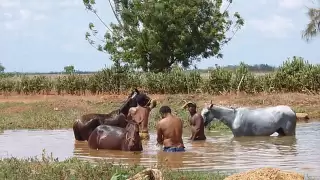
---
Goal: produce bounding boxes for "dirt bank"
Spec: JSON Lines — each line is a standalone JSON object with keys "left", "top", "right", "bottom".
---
{"left": 0, "top": 92, "right": 319, "bottom": 119}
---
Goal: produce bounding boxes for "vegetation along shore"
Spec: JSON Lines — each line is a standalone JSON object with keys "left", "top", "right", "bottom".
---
{"left": 0, "top": 153, "right": 228, "bottom": 180}
{"left": 0, "top": 57, "right": 319, "bottom": 130}
{"left": 0, "top": 153, "right": 315, "bottom": 180}
{"left": 0, "top": 57, "right": 319, "bottom": 95}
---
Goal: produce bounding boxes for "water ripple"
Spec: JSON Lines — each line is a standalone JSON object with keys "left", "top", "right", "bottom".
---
{"left": 0, "top": 122, "right": 319, "bottom": 177}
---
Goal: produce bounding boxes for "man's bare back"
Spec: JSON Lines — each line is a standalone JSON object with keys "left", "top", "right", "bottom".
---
{"left": 128, "top": 106, "right": 151, "bottom": 132}
{"left": 157, "top": 106, "right": 185, "bottom": 152}
{"left": 127, "top": 95, "right": 157, "bottom": 140}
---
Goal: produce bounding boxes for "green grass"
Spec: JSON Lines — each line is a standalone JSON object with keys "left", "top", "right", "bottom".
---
{"left": 0, "top": 99, "right": 228, "bottom": 130}
{"left": 0, "top": 152, "right": 228, "bottom": 180}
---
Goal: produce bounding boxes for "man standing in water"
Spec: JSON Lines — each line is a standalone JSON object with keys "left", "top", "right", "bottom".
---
{"left": 156, "top": 105, "right": 185, "bottom": 152}
{"left": 127, "top": 94, "right": 157, "bottom": 140}
{"left": 182, "top": 102, "right": 206, "bottom": 141}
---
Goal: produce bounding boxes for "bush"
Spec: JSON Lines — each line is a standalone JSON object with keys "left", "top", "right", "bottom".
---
{"left": 0, "top": 57, "right": 319, "bottom": 95}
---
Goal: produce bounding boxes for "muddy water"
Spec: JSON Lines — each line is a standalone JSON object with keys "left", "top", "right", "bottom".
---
{"left": 0, "top": 122, "right": 320, "bottom": 178}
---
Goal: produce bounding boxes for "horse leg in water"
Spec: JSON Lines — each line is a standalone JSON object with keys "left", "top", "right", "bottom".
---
{"left": 283, "top": 120, "right": 297, "bottom": 136}
{"left": 73, "top": 120, "right": 84, "bottom": 141}
{"left": 276, "top": 128, "right": 286, "bottom": 136}
{"left": 278, "top": 114, "right": 297, "bottom": 136}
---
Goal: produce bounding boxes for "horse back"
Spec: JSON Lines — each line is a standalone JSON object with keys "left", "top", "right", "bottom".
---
{"left": 88, "top": 125, "right": 126, "bottom": 150}
{"left": 103, "top": 114, "right": 127, "bottom": 128}
{"left": 80, "top": 113, "right": 113, "bottom": 123}
{"left": 236, "top": 105, "right": 295, "bottom": 123}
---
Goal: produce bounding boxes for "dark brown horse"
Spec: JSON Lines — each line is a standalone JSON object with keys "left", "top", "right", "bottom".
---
{"left": 73, "top": 89, "right": 153, "bottom": 141}
{"left": 88, "top": 120, "right": 143, "bottom": 151}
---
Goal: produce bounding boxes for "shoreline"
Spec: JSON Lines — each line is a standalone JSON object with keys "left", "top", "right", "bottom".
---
{"left": 0, "top": 92, "right": 319, "bottom": 130}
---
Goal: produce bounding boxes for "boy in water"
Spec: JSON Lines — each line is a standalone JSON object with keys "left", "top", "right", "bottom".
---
{"left": 127, "top": 94, "right": 157, "bottom": 140}
{"left": 182, "top": 102, "right": 206, "bottom": 141}
{"left": 156, "top": 106, "right": 185, "bottom": 152}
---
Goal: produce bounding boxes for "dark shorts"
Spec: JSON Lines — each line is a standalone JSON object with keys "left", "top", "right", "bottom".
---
{"left": 163, "top": 147, "right": 185, "bottom": 152}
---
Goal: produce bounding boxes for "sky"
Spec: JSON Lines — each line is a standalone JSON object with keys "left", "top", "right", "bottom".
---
{"left": 1, "top": 0, "right": 320, "bottom": 72}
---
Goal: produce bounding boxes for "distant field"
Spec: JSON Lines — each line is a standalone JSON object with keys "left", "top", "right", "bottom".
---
{"left": 199, "top": 71, "right": 270, "bottom": 78}
{"left": 20, "top": 71, "right": 271, "bottom": 79}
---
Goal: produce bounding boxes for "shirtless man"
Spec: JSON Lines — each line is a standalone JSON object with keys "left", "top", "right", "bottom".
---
{"left": 156, "top": 106, "right": 185, "bottom": 152}
{"left": 127, "top": 94, "right": 157, "bottom": 140}
{"left": 183, "top": 102, "right": 206, "bottom": 141}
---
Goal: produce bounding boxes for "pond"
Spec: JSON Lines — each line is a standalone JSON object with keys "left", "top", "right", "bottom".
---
{"left": 0, "top": 121, "right": 319, "bottom": 178}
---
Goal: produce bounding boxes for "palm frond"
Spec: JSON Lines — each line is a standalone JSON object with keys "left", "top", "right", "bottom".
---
{"left": 301, "top": 3, "right": 320, "bottom": 42}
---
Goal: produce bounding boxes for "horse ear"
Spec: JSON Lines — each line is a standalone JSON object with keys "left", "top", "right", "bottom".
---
{"left": 134, "top": 88, "right": 139, "bottom": 94}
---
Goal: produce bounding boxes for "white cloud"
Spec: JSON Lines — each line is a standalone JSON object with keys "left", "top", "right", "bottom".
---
{"left": 19, "top": 9, "right": 31, "bottom": 20}
{"left": 33, "top": 14, "right": 47, "bottom": 21}
{"left": 278, "top": 0, "right": 305, "bottom": 9}
{"left": 4, "top": 21, "right": 17, "bottom": 30}
{"left": 3, "top": 12, "right": 12, "bottom": 19}
{"left": 248, "top": 15, "right": 294, "bottom": 38}
{"left": 2, "top": 9, "right": 47, "bottom": 31}
{"left": 0, "top": 0, "right": 20, "bottom": 8}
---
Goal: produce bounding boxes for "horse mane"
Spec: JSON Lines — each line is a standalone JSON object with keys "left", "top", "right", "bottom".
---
{"left": 117, "top": 89, "right": 140, "bottom": 115}
{"left": 208, "top": 104, "right": 237, "bottom": 115}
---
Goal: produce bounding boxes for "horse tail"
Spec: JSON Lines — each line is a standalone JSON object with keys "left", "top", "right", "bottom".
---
{"left": 73, "top": 119, "right": 84, "bottom": 141}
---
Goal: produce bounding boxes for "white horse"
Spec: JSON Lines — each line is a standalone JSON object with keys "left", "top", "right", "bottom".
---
{"left": 200, "top": 101, "right": 297, "bottom": 137}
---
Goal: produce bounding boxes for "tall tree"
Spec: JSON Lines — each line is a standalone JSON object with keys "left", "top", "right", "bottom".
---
{"left": 84, "top": 0, "right": 244, "bottom": 72}
{"left": 302, "top": 1, "right": 320, "bottom": 42}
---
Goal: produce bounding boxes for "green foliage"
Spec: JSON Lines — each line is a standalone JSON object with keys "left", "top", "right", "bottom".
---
{"left": 301, "top": 3, "right": 320, "bottom": 42}
{"left": 63, "top": 65, "right": 75, "bottom": 74}
{"left": 202, "top": 65, "right": 233, "bottom": 94}
{"left": 0, "top": 63, "right": 4, "bottom": 73}
{"left": 0, "top": 57, "right": 320, "bottom": 95}
{"left": 0, "top": 151, "right": 227, "bottom": 180}
{"left": 84, "top": 0, "right": 244, "bottom": 72}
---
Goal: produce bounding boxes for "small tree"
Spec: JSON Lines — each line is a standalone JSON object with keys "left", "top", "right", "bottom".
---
{"left": 0, "top": 63, "right": 5, "bottom": 73}
{"left": 64, "top": 65, "right": 75, "bottom": 74}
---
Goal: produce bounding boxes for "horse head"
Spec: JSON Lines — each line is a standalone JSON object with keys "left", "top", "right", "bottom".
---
{"left": 118, "top": 88, "right": 152, "bottom": 116}
{"left": 201, "top": 100, "right": 215, "bottom": 127}
{"left": 123, "top": 120, "right": 142, "bottom": 151}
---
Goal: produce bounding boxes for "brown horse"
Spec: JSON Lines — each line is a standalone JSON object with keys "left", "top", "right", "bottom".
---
{"left": 73, "top": 89, "right": 153, "bottom": 141}
{"left": 88, "top": 120, "right": 143, "bottom": 151}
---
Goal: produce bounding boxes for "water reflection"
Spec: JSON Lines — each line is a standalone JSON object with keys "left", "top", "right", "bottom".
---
{"left": 74, "top": 141, "right": 143, "bottom": 166}
{"left": 231, "top": 136, "right": 299, "bottom": 156}
{"left": 156, "top": 151, "right": 184, "bottom": 169}
{"left": 0, "top": 122, "right": 319, "bottom": 178}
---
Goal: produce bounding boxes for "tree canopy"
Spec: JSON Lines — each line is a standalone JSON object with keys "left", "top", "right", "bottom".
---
{"left": 302, "top": 1, "right": 320, "bottom": 42}
{"left": 84, "top": 0, "right": 244, "bottom": 72}
{"left": 64, "top": 65, "right": 75, "bottom": 74}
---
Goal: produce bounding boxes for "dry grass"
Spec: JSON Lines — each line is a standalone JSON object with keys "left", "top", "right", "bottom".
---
{"left": 224, "top": 167, "right": 304, "bottom": 180}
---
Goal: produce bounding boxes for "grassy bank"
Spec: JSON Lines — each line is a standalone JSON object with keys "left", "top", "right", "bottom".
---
{"left": 0, "top": 153, "right": 227, "bottom": 180}
{"left": 0, "top": 93, "right": 319, "bottom": 130}
{"left": 1, "top": 57, "right": 320, "bottom": 95}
